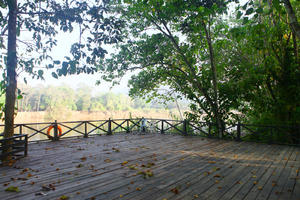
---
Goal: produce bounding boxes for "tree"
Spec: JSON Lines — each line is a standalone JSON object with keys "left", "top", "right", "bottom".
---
{"left": 101, "top": 0, "right": 237, "bottom": 136}
{"left": 282, "top": 0, "right": 300, "bottom": 39}
{"left": 227, "top": 0, "right": 300, "bottom": 142}
{"left": 75, "top": 84, "right": 92, "bottom": 111}
{"left": 0, "top": 0, "right": 124, "bottom": 163}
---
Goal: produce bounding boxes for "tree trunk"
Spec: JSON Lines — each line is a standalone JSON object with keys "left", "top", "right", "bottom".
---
{"left": 203, "top": 20, "right": 223, "bottom": 138}
{"left": 283, "top": 0, "right": 300, "bottom": 39}
{"left": 3, "top": 0, "right": 18, "bottom": 164}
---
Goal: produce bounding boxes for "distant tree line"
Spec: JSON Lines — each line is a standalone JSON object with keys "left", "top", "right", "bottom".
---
{"left": 13, "top": 84, "right": 184, "bottom": 113}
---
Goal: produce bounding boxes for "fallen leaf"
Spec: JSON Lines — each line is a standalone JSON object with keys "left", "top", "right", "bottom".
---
{"left": 5, "top": 186, "right": 20, "bottom": 192}
{"left": 214, "top": 174, "right": 221, "bottom": 178}
{"left": 170, "top": 187, "right": 179, "bottom": 194}
{"left": 104, "top": 159, "right": 112, "bottom": 163}
{"left": 128, "top": 165, "right": 138, "bottom": 170}
{"left": 35, "top": 192, "right": 47, "bottom": 196}
{"left": 258, "top": 186, "right": 263, "bottom": 190}
{"left": 252, "top": 175, "right": 257, "bottom": 178}
{"left": 59, "top": 195, "right": 69, "bottom": 200}
{"left": 17, "top": 177, "right": 28, "bottom": 181}
{"left": 212, "top": 167, "right": 220, "bottom": 172}
{"left": 208, "top": 161, "right": 216, "bottom": 164}
{"left": 137, "top": 170, "right": 154, "bottom": 179}
{"left": 136, "top": 187, "right": 142, "bottom": 191}
{"left": 80, "top": 157, "right": 87, "bottom": 161}
{"left": 112, "top": 147, "right": 120, "bottom": 152}
{"left": 275, "top": 191, "right": 281, "bottom": 195}
{"left": 203, "top": 171, "right": 210, "bottom": 176}
{"left": 76, "top": 164, "right": 84, "bottom": 168}
{"left": 76, "top": 192, "right": 80, "bottom": 195}
{"left": 193, "top": 194, "right": 199, "bottom": 198}
{"left": 42, "top": 184, "right": 55, "bottom": 191}
{"left": 119, "top": 194, "right": 123, "bottom": 197}
{"left": 121, "top": 161, "right": 128, "bottom": 166}
{"left": 146, "top": 162, "right": 155, "bottom": 168}
{"left": 253, "top": 181, "right": 258, "bottom": 185}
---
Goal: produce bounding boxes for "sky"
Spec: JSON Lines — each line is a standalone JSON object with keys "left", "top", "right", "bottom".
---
{"left": 6, "top": 1, "right": 242, "bottom": 95}
{"left": 16, "top": 24, "right": 133, "bottom": 95}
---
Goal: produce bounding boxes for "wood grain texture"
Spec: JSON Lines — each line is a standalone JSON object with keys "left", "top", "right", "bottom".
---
{"left": 0, "top": 133, "right": 299, "bottom": 200}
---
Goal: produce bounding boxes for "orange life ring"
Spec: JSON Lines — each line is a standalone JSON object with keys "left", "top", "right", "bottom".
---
{"left": 47, "top": 125, "right": 62, "bottom": 137}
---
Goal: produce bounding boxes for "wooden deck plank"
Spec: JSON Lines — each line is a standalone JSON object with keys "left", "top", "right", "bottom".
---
{"left": 95, "top": 139, "right": 237, "bottom": 200}
{"left": 231, "top": 145, "right": 292, "bottom": 200}
{"left": 134, "top": 142, "right": 268, "bottom": 200}
{"left": 36, "top": 137, "right": 227, "bottom": 200}
{"left": 0, "top": 134, "right": 299, "bottom": 200}
{"left": 220, "top": 145, "right": 284, "bottom": 200}
{"left": 201, "top": 144, "right": 283, "bottom": 200}
{"left": 267, "top": 147, "right": 300, "bottom": 200}
{"left": 172, "top": 142, "right": 277, "bottom": 200}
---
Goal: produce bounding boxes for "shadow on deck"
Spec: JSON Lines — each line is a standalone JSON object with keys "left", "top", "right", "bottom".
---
{"left": 0, "top": 133, "right": 299, "bottom": 200}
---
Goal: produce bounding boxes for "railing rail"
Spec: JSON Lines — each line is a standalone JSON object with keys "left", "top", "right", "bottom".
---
{"left": 0, "top": 118, "right": 299, "bottom": 145}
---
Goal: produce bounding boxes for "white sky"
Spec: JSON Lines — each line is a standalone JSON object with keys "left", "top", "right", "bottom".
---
{"left": 17, "top": 25, "right": 131, "bottom": 95}
{"left": 13, "top": 1, "right": 242, "bottom": 95}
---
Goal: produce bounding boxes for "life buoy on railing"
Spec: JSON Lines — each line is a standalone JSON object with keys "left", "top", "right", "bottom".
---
{"left": 47, "top": 125, "right": 62, "bottom": 138}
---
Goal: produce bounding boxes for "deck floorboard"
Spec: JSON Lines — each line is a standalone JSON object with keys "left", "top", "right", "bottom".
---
{"left": 0, "top": 133, "right": 299, "bottom": 200}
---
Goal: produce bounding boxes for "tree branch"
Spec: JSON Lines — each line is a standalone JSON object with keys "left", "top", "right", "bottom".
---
{"left": 283, "top": 0, "right": 300, "bottom": 39}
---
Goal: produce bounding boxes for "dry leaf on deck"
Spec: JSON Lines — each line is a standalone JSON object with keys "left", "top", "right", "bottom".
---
{"left": 5, "top": 186, "right": 20, "bottom": 192}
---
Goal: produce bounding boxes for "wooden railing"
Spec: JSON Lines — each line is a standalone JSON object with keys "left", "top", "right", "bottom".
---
{"left": 0, "top": 118, "right": 299, "bottom": 145}
{"left": 0, "top": 134, "right": 28, "bottom": 164}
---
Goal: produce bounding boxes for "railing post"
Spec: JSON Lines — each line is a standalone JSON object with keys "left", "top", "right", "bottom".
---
{"left": 19, "top": 125, "right": 22, "bottom": 135}
{"left": 161, "top": 120, "right": 164, "bottom": 134}
{"left": 54, "top": 120, "right": 59, "bottom": 141}
{"left": 269, "top": 128, "right": 273, "bottom": 144}
{"left": 84, "top": 121, "right": 88, "bottom": 138}
{"left": 208, "top": 123, "right": 211, "bottom": 138}
{"left": 107, "top": 118, "right": 112, "bottom": 135}
{"left": 236, "top": 122, "right": 241, "bottom": 141}
{"left": 221, "top": 122, "right": 225, "bottom": 139}
{"left": 126, "top": 119, "right": 130, "bottom": 133}
{"left": 183, "top": 119, "right": 188, "bottom": 135}
{"left": 141, "top": 117, "right": 146, "bottom": 133}
{"left": 24, "top": 135, "right": 28, "bottom": 157}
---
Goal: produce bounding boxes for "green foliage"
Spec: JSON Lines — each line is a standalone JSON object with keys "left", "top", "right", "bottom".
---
{"left": 0, "top": 0, "right": 126, "bottom": 136}
{"left": 98, "top": 0, "right": 299, "bottom": 143}
{"left": 17, "top": 84, "right": 183, "bottom": 116}
{"left": 100, "top": 0, "right": 240, "bottom": 129}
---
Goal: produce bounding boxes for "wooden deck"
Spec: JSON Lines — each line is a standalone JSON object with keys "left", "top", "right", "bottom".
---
{"left": 0, "top": 133, "right": 299, "bottom": 200}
